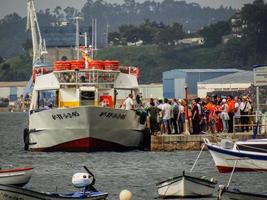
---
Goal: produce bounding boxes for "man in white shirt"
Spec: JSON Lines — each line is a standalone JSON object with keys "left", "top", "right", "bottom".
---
{"left": 162, "top": 98, "right": 172, "bottom": 134}
{"left": 124, "top": 94, "right": 134, "bottom": 110}
{"left": 240, "top": 96, "right": 252, "bottom": 132}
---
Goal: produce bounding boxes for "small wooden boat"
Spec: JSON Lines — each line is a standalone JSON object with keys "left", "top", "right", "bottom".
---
{"left": 0, "top": 166, "right": 108, "bottom": 200}
{"left": 218, "top": 185, "right": 267, "bottom": 200}
{"left": 0, "top": 166, "right": 33, "bottom": 186}
{"left": 156, "top": 171, "right": 217, "bottom": 198}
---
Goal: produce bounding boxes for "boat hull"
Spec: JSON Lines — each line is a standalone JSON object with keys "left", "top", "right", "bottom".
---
{"left": 0, "top": 184, "right": 108, "bottom": 200}
{"left": 219, "top": 187, "right": 267, "bottom": 200}
{"left": 206, "top": 143, "right": 267, "bottom": 173}
{"left": 157, "top": 174, "right": 216, "bottom": 198}
{"left": 0, "top": 167, "right": 33, "bottom": 186}
{"left": 28, "top": 106, "right": 145, "bottom": 152}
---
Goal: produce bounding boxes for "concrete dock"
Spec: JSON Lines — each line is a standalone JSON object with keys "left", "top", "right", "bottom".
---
{"left": 151, "top": 133, "right": 267, "bottom": 151}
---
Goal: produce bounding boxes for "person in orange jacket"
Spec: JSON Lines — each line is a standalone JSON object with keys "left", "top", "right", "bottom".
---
{"left": 227, "top": 95, "right": 235, "bottom": 133}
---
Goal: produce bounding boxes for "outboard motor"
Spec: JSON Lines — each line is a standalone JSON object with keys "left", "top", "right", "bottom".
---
{"left": 72, "top": 173, "right": 94, "bottom": 188}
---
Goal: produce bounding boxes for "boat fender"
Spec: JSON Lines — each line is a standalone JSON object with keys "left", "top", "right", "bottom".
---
{"left": 218, "top": 185, "right": 226, "bottom": 200}
{"left": 119, "top": 189, "right": 133, "bottom": 200}
{"left": 23, "top": 128, "right": 29, "bottom": 150}
{"left": 143, "top": 128, "right": 151, "bottom": 151}
{"left": 72, "top": 173, "right": 94, "bottom": 188}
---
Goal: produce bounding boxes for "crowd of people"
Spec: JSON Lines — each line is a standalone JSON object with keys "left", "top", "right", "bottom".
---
{"left": 121, "top": 94, "right": 255, "bottom": 135}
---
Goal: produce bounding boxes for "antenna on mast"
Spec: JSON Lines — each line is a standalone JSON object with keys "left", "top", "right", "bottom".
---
{"left": 74, "top": 16, "right": 83, "bottom": 60}
{"left": 91, "top": 18, "right": 97, "bottom": 59}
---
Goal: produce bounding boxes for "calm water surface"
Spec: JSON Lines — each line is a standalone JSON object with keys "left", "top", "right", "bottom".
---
{"left": 0, "top": 112, "right": 267, "bottom": 200}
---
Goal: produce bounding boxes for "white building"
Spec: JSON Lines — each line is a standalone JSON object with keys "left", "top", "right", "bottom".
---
{"left": 116, "top": 83, "right": 163, "bottom": 100}
{"left": 177, "top": 37, "right": 204, "bottom": 45}
{"left": 197, "top": 71, "right": 253, "bottom": 98}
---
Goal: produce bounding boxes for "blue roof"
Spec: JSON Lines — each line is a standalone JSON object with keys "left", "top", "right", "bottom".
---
{"left": 198, "top": 71, "right": 253, "bottom": 84}
{"left": 164, "top": 68, "right": 243, "bottom": 73}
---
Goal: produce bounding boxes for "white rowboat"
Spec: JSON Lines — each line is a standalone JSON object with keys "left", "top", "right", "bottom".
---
{"left": 156, "top": 171, "right": 217, "bottom": 198}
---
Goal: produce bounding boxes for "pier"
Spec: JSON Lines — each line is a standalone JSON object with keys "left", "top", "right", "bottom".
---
{"left": 150, "top": 133, "right": 267, "bottom": 151}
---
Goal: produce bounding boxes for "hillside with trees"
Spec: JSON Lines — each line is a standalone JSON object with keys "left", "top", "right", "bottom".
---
{"left": 0, "top": 0, "right": 266, "bottom": 83}
{"left": 0, "top": 0, "right": 234, "bottom": 58}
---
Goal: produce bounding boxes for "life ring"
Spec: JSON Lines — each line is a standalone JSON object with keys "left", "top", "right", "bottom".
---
{"left": 100, "top": 96, "right": 113, "bottom": 107}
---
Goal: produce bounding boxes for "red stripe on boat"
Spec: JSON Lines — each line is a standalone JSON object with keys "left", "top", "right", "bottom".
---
{"left": 0, "top": 167, "right": 33, "bottom": 173}
{"left": 31, "top": 137, "right": 133, "bottom": 152}
{"left": 217, "top": 166, "right": 267, "bottom": 173}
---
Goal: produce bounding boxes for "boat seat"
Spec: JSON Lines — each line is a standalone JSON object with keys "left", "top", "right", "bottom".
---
{"left": 71, "top": 191, "right": 86, "bottom": 197}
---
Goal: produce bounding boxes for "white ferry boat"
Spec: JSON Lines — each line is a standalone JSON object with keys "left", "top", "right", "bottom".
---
{"left": 24, "top": 0, "right": 146, "bottom": 152}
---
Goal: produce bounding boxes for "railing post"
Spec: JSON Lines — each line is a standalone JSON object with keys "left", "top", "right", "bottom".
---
{"left": 233, "top": 115, "right": 236, "bottom": 134}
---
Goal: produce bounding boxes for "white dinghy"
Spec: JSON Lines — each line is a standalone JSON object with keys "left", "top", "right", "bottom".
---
{"left": 156, "top": 144, "right": 217, "bottom": 198}
{"left": 157, "top": 171, "right": 217, "bottom": 198}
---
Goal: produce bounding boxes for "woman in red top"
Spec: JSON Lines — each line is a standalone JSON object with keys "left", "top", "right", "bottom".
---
{"left": 215, "top": 101, "right": 223, "bottom": 133}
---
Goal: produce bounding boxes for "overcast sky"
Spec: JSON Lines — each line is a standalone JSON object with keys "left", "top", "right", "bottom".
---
{"left": 0, "top": 0, "right": 256, "bottom": 19}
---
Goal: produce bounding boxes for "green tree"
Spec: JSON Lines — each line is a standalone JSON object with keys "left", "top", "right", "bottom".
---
{"left": 199, "top": 21, "right": 231, "bottom": 47}
{"left": 2, "top": 63, "right": 10, "bottom": 71}
{"left": 241, "top": 0, "right": 267, "bottom": 62}
{"left": 0, "top": 56, "right": 4, "bottom": 64}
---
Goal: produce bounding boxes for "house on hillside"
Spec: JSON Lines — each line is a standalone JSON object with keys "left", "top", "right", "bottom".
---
{"left": 176, "top": 37, "right": 204, "bottom": 46}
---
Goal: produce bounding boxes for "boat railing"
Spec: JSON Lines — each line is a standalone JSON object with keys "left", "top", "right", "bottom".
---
{"left": 233, "top": 113, "right": 267, "bottom": 134}
{"left": 54, "top": 69, "right": 119, "bottom": 85}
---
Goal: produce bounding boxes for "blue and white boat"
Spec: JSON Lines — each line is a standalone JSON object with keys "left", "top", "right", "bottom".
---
{"left": 0, "top": 167, "right": 108, "bottom": 200}
{"left": 204, "top": 138, "right": 267, "bottom": 173}
{"left": 218, "top": 185, "right": 267, "bottom": 200}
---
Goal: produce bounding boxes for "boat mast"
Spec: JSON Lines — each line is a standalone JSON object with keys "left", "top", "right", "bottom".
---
{"left": 75, "top": 16, "right": 82, "bottom": 60}
{"left": 26, "top": 0, "right": 47, "bottom": 66}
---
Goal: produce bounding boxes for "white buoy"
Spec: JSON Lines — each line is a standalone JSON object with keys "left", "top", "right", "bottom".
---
{"left": 119, "top": 189, "right": 133, "bottom": 200}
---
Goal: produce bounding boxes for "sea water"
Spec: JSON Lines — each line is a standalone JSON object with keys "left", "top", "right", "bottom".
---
{"left": 0, "top": 112, "right": 266, "bottom": 200}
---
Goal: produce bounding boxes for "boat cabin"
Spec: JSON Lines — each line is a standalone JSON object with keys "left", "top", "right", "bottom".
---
{"left": 29, "top": 59, "right": 140, "bottom": 111}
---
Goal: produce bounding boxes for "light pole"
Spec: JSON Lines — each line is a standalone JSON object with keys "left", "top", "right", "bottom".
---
{"left": 184, "top": 83, "right": 190, "bottom": 135}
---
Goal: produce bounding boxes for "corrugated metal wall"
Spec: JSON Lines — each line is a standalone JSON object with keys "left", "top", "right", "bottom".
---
{"left": 174, "top": 78, "right": 185, "bottom": 99}
{"left": 163, "top": 78, "right": 174, "bottom": 98}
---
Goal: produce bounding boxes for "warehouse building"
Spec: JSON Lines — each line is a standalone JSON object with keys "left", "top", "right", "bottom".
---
{"left": 197, "top": 71, "right": 253, "bottom": 98}
{"left": 163, "top": 69, "right": 243, "bottom": 99}
{"left": 0, "top": 82, "right": 27, "bottom": 101}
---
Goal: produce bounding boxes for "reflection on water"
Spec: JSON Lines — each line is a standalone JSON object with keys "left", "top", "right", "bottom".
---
{"left": 0, "top": 112, "right": 266, "bottom": 200}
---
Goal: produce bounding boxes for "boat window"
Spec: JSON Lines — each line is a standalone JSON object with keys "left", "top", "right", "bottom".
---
{"left": 55, "top": 71, "right": 119, "bottom": 85}
{"left": 58, "top": 72, "right": 76, "bottom": 83}
{"left": 236, "top": 144, "right": 267, "bottom": 153}
{"left": 80, "top": 91, "right": 95, "bottom": 106}
{"left": 38, "top": 90, "right": 57, "bottom": 109}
